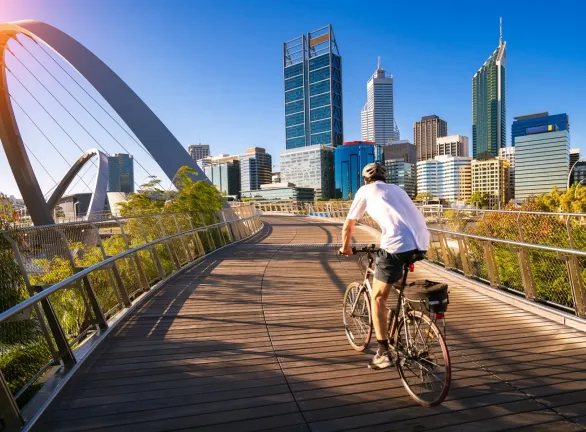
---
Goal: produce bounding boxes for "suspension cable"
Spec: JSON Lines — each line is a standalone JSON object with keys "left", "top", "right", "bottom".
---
{"left": 5, "top": 88, "right": 94, "bottom": 194}
{"left": 5, "top": 49, "right": 143, "bottom": 192}
{"left": 21, "top": 36, "right": 159, "bottom": 162}
{"left": 15, "top": 38, "right": 159, "bottom": 178}
{"left": 5, "top": 66, "right": 109, "bottom": 190}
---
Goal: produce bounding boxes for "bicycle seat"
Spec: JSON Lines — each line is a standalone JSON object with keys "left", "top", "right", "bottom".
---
{"left": 406, "top": 250, "right": 427, "bottom": 264}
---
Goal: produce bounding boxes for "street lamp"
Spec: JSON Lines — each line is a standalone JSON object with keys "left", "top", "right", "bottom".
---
{"left": 568, "top": 158, "right": 584, "bottom": 190}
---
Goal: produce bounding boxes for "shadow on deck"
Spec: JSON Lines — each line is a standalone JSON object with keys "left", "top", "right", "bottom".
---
{"left": 30, "top": 216, "right": 586, "bottom": 432}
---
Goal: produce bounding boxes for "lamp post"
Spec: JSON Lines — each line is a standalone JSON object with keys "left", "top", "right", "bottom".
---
{"left": 568, "top": 158, "right": 584, "bottom": 190}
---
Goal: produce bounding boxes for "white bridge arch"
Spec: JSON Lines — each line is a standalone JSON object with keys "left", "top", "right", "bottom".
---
{"left": 0, "top": 20, "right": 207, "bottom": 225}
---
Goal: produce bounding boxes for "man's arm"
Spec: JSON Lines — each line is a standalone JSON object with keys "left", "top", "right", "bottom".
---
{"left": 339, "top": 192, "right": 366, "bottom": 256}
{"left": 339, "top": 219, "right": 356, "bottom": 256}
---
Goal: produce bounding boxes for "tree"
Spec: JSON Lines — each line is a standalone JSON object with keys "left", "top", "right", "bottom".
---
{"left": 118, "top": 167, "right": 224, "bottom": 221}
{"left": 54, "top": 204, "right": 65, "bottom": 220}
{"left": 415, "top": 192, "right": 431, "bottom": 202}
{"left": 467, "top": 191, "right": 489, "bottom": 209}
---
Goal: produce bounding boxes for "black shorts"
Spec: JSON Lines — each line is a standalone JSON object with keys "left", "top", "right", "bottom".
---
{"left": 374, "top": 249, "right": 420, "bottom": 284}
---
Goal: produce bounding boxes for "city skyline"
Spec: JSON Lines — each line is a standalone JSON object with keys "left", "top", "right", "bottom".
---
{"left": 0, "top": 0, "right": 585, "bottom": 198}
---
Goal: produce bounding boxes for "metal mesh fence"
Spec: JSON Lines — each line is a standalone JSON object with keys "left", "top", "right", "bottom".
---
{"left": 0, "top": 206, "right": 261, "bottom": 415}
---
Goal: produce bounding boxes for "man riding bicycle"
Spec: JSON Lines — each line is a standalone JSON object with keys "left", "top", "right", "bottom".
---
{"left": 339, "top": 162, "right": 430, "bottom": 370}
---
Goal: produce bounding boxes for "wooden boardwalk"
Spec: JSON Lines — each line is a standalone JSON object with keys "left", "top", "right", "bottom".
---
{"left": 33, "top": 216, "right": 586, "bottom": 431}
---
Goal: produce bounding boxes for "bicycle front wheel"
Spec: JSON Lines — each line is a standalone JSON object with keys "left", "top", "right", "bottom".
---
{"left": 395, "top": 311, "right": 451, "bottom": 407}
{"left": 343, "top": 282, "right": 372, "bottom": 351}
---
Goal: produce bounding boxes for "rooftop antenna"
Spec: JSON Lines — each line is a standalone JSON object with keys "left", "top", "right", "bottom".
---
{"left": 499, "top": 16, "right": 503, "bottom": 45}
{"left": 378, "top": 56, "right": 381, "bottom": 70}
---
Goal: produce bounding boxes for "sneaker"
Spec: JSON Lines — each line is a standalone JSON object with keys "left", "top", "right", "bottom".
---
{"left": 368, "top": 351, "right": 393, "bottom": 370}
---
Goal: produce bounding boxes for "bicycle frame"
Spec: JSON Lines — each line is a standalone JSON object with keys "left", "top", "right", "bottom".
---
{"left": 350, "top": 249, "right": 416, "bottom": 353}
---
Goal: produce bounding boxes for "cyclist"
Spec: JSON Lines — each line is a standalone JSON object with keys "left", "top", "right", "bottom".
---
{"left": 339, "top": 162, "right": 430, "bottom": 370}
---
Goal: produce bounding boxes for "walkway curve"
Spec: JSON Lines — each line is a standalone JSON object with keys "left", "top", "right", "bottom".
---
{"left": 31, "top": 216, "right": 586, "bottom": 431}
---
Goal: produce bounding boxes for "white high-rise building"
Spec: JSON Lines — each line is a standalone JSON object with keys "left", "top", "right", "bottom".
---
{"left": 361, "top": 58, "right": 399, "bottom": 146}
{"left": 498, "top": 147, "right": 516, "bottom": 199}
{"left": 417, "top": 155, "right": 472, "bottom": 202}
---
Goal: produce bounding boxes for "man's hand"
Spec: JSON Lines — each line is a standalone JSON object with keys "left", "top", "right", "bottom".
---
{"left": 338, "top": 246, "right": 353, "bottom": 256}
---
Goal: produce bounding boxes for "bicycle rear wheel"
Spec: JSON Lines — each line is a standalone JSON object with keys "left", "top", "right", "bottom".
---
{"left": 343, "top": 282, "right": 372, "bottom": 351}
{"left": 395, "top": 311, "right": 451, "bottom": 407}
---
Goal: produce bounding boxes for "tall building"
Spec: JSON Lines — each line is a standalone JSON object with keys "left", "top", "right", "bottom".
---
{"left": 512, "top": 113, "right": 569, "bottom": 146}
{"left": 471, "top": 158, "right": 511, "bottom": 209}
{"left": 472, "top": 19, "right": 506, "bottom": 158}
{"left": 571, "top": 161, "right": 586, "bottom": 187}
{"left": 417, "top": 155, "right": 472, "bottom": 202}
{"left": 334, "top": 141, "right": 382, "bottom": 200}
{"left": 515, "top": 130, "right": 570, "bottom": 200}
{"left": 360, "top": 57, "right": 399, "bottom": 145}
{"left": 107, "top": 153, "right": 134, "bottom": 193}
{"left": 201, "top": 154, "right": 241, "bottom": 197}
{"left": 383, "top": 140, "right": 416, "bottom": 164}
{"left": 188, "top": 144, "right": 210, "bottom": 161}
{"left": 241, "top": 182, "right": 315, "bottom": 202}
{"left": 385, "top": 159, "right": 416, "bottom": 199}
{"left": 280, "top": 144, "right": 334, "bottom": 199}
{"left": 498, "top": 146, "right": 516, "bottom": 199}
{"left": 436, "top": 135, "right": 469, "bottom": 157}
{"left": 283, "top": 25, "right": 343, "bottom": 149}
{"left": 239, "top": 148, "right": 272, "bottom": 192}
{"left": 414, "top": 115, "right": 448, "bottom": 161}
{"left": 570, "top": 148, "right": 580, "bottom": 169}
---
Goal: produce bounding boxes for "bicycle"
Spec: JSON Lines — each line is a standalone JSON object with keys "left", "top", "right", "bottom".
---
{"left": 340, "top": 245, "right": 451, "bottom": 407}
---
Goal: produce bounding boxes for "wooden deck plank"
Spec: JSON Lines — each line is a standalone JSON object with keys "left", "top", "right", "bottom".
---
{"left": 31, "top": 216, "right": 586, "bottom": 432}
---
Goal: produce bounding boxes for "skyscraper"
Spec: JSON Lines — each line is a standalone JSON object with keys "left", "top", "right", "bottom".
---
{"left": 511, "top": 113, "right": 569, "bottom": 146}
{"left": 188, "top": 144, "right": 210, "bottom": 161}
{"left": 283, "top": 25, "right": 343, "bottom": 149}
{"left": 515, "top": 130, "right": 569, "bottom": 200}
{"left": 334, "top": 141, "right": 382, "bottom": 200}
{"left": 239, "top": 148, "right": 272, "bottom": 192}
{"left": 383, "top": 140, "right": 416, "bottom": 164}
{"left": 107, "top": 153, "right": 134, "bottom": 193}
{"left": 436, "top": 135, "right": 469, "bottom": 157}
{"left": 417, "top": 156, "right": 472, "bottom": 201}
{"left": 472, "top": 18, "right": 506, "bottom": 158}
{"left": 280, "top": 145, "right": 334, "bottom": 200}
{"left": 361, "top": 57, "right": 399, "bottom": 145}
{"left": 414, "top": 115, "right": 448, "bottom": 161}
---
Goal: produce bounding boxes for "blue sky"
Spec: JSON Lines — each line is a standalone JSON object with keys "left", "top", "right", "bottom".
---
{"left": 1, "top": 0, "right": 585, "bottom": 197}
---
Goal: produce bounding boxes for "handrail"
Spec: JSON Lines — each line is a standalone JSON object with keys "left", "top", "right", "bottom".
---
{"left": 427, "top": 227, "right": 586, "bottom": 257}
{"left": 0, "top": 217, "right": 252, "bottom": 325}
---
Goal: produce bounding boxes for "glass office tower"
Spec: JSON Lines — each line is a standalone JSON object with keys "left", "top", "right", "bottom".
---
{"left": 472, "top": 19, "right": 506, "bottom": 158}
{"left": 283, "top": 25, "right": 343, "bottom": 149}
{"left": 334, "top": 141, "right": 382, "bottom": 200}
{"left": 511, "top": 112, "right": 569, "bottom": 146}
{"left": 107, "top": 153, "right": 134, "bottom": 193}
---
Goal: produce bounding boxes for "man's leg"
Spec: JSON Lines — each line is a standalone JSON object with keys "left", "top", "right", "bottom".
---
{"left": 371, "top": 277, "right": 393, "bottom": 342}
{"left": 369, "top": 277, "right": 394, "bottom": 370}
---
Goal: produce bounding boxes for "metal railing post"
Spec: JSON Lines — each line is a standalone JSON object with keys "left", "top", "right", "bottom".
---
{"left": 0, "top": 371, "right": 22, "bottom": 432}
{"left": 457, "top": 237, "right": 472, "bottom": 277}
{"left": 52, "top": 227, "right": 107, "bottom": 330}
{"left": 514, "top": 246, "right": 537, "bottom": 300}
{"left": 138, "top": 219, "right": 166, "bottom": 280}
{"left": 2, "top": 233, "right": 59, "bottom": 362}
{"left": 483, "top": 241, "right": 500, "bottom": 288}
{"left": 172, "top": 215, "right": 194, "bottom": 262}
{"left": 438, "top": 233, "right": 451, "bottom": 268}
{"left": 157, "top": 216, "right": 181, "bottom": 270}
{"left": 33, "top": 285, "right": 76, "bottom": 368}
{"left": 94, "top": 223, "right": 131, "bottom": 307}
{"left": 116, "top": 222, "right": 150, "bottom": 293}
{"left": 560, "top": 254, "right": 586, "bottom": 317}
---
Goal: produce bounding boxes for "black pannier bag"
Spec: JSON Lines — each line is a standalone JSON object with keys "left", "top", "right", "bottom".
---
{"left": 404, "top": 280, "right": 449, "bottom": 314}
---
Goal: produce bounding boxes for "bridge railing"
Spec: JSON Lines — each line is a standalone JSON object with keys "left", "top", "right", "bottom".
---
{"left": 259, "top": 201, "right": 586, "bottom": 319}
{"left": 0, "top": 205, "right": 261, "bottom": 430}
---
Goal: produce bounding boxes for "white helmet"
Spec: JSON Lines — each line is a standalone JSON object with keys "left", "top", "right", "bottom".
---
{"left": 362, "top": 162, "right": 386, "bottom": 181}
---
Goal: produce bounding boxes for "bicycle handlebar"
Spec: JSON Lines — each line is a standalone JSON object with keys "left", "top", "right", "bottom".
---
{"left": 337, "top": 244, "right": 379, "bottom": 256}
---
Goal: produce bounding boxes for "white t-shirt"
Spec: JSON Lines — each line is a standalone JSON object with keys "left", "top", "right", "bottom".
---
{"left": 346, "top": 181, "right": 430, "bottom": 254}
